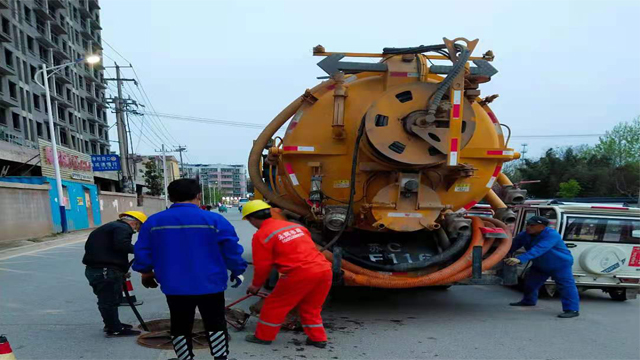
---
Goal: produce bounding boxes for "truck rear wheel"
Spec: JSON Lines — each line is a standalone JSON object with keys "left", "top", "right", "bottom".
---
{"left": 608, "top": 288, "right": 627, "bottom": 302}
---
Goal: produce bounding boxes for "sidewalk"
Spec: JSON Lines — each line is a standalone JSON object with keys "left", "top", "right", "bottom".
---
{"left": 0, "top": 229, "right": 92, "bottom": 260}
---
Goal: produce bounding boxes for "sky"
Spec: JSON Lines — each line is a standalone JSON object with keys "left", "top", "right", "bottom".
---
{"left": 101, "top": 0, "right": 640, "bottom": 165}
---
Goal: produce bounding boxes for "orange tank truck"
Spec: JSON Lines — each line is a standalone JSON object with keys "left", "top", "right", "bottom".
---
{"left": 248, "top": 38, "right": 527, "bottom": 288}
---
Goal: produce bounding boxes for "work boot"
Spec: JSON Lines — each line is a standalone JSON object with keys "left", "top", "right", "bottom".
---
{"left": 306, "top": 338, "right": 327, "bottom": 349}
{"left": 557, "top": 311, "right": 580, "bottom": 318}
{"left": 245, "top": 334, "right": 272, "bottom": 345}
{"left": 103, "top": 323, "right": 133, "bottom": 333}
{"left": 105, "top": 328, "right": 141, "bottom": 337}
{"left": 509, "top": 301, "right": 535, "bottom": 307}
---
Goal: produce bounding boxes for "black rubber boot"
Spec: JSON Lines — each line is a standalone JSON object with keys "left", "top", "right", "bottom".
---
{"left": 245, "top": 334, "right": 272, "bottom": 345}
{"left": 558, "top": 311, "right": 579, "bottom": 318}
{"left": 306, "top": 338, "right": 327, "bottom": 349}
{"left": 172, "top": 335, "right": 195, "bottom": 360}
{"left": 103, "top": 323, "right": 133, "bottom": 333}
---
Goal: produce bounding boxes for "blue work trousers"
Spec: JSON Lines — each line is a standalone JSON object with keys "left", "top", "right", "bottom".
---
{"left": 521, "top": 265, "right": 580, "bottom": 312}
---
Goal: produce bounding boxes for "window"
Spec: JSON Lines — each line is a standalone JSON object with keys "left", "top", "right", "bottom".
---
{"left": 8, "top": 81, "right": 17, "bottom": 99}
{"left": 82, "top": 119, "right": 87, "bottom": 131}
{"left": 91, "top": 143, "right": 97, "bottom": 154}
{"left": 27, "top": 36, "right": 35, "bottom": 54}
{"left": 1, "top": 16, "right": 10, "bottom": 36}
{"left": 30, "top": 65, "right": 37, "bottom": 81}
{"left": 78, "top": 75, "right": 83, "bottom": 88}
{"left": 60, "top": 129, "right": 68, "bottom": 145}
{"left": 12, "top": 112, "right": 20, "bottom": 130}
{"left": 62, "top": 186, "right": 71, "bottom": 210}
{"left": 24, "top": 6, "right": 32, "bottom": 25}
{"left": 564, "top": 216, "right": 640, "bottom": 244}
{"left": 89, "top": 123, "right": 95, "bottom": 134}
{"left": 0, "top": 108, "right": 6, "bottom": 125}
{"left": 4, "top": 48, "right": 13, "bottom": 69}
{"left": 57, "top": 106, "right": 65, "bottom": 122}
{"left": 69, "top": 113, "right": 74, "bottom": 125}
{"left": 36, "top": 122, "right": 43, "bottom": 137}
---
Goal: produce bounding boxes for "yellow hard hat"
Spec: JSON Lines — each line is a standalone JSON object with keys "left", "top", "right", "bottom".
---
{"left": 242, "top": 200, "right": 272, "bottom": 219}
{"left": 119, "top": 211, "right": 148, "bottom": 224}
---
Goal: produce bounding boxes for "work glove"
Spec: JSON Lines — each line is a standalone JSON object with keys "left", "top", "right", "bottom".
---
{"left": 504, "top": 258, "right": 521, "bottom": 266}
{"left": 141, "top": 272, "right": 159, "bottom": 289}
{"left": 230, "top": 274, "right": 244, "bottom": 288}
{"left": 247, "top": 284, "right": 261, "bottom": 295}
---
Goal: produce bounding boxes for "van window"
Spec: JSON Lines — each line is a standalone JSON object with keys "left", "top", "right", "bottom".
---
{"left": 539, "top": 208, "right": 558, "bottom": 230}
{"left": 564, "top": 216, "right": 640, "bottom": 244}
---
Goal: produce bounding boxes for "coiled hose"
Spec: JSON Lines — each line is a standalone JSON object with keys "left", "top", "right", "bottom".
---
{"left": 318, "top": 217, "right": 512, "bottom": 288}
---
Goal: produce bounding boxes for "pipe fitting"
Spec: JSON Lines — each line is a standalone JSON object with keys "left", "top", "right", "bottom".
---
{"left": 495, "top": 208, "right": 517, "bottom": 225}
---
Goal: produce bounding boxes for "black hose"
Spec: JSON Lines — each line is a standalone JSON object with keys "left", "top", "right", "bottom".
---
{"left": 125, "top": 259, "right": 149, "bottom": 331}
{"left": 426, "top": 46, "right": 470, "bottom": 118}
{"left": 320, "top": 115, "right": 367, "bottom": 252}
{"left": 382, "top": 45, "right": 448, "bottom": 55}
{"left": 341, "top": 232, "right": 471, "bottom": 272}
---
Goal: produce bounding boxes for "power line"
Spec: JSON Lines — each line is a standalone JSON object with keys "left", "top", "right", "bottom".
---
{"left": 142, "top": 112, "right": 272, "bottom": 130}
{"left": 510, "top": 134, "right": 604, "bottom": 139}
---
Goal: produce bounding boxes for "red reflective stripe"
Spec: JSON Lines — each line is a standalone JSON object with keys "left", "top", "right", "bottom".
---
{"left": 488, "top": 112, "right": 498, "bottom": 124}
{"left": 390, "top": 72, "right": 408, "bottom": 77}
{"left": 452, "top": 104, "right": 461, "bottom": 118}
{"left": 0, "top": 341, "right": 13, "bottom": 355}
{"left": 126, "top": 279, "right": 134, "bottom": 292}
{"left": 487, "top": 150, "right": 503, "bottom": 155}
{"left": 285, "top": 163, "right": 295, "bottom": 175}
{"left": 392, "top": 272, "right": 408, "bottom": 276}
{"left": 464, "top": 201, "right": 478, "bottom": 210}
{"left": 450, "top": 138, "right": 459, "bottom": 152}
{"left": 591, "top": 206, "right": 628, "bottom": 210}
{"left": 283, "top": 146, "right": 297, "bottom": 151}
{"left": 327, "top": 84, "right": 336, "bottom": 90}
{"left": 493, "top": 165, "right": 502, "bottom": 177}
{"left": 480, "top": 227, "right": 506, "bottom": 234}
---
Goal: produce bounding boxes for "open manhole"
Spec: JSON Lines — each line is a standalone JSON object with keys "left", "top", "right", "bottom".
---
{"left": 137, "top": 319, "right": 209, "bottom": 350}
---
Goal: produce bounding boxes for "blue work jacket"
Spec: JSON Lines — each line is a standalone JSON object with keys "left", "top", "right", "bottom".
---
{"left": 511, "top": 227, "right": 574, "bottom": 271}
{"left": 133, "top": 203, "right": 247, "bottom": 295}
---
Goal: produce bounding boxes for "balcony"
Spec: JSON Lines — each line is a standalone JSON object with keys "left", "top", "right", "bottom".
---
{"left": 0, "top": 58, "right": 15, "bottom": 76}
{"left": 0, "top": 26, "right": 10, "bottom": 42}
{"left": 0, "top": 92, "right": 19, "bottom": 107}
{"left": 78, "top": 1, "right": 91, "bottom": 16}
{"left": 36, "top": 23, "right": 55, "bottom": 48}
{"left": 50, "top": 16, "right": 68, "bottom": 35}
{"left": 54, "top": 70, "right": 72, "bottom": 84}
{"left": 86, "top": 111, "right": 100, "bottom": 123}
{"left": 95, "top": 80, "right": 107, "bottom": 89}
{"left": 89, "top": 17, "right": 102, "bottom": 30}
{"left": 0, "top": 0, "right": 9, "bottom": 9}
{"left": 33, "top": 1, "right": 54, "bottom": 21}
{"left": 48, "top": 0, "right": 67, "bottom": 9}
{"left": 85, "top": 91, "right": 101, "bottom": 104}
{"left": 88, "top": 0, "right": 100, "bottom": 10}
{"left": 91, "top": 41, "right": 103, "bottom": 52}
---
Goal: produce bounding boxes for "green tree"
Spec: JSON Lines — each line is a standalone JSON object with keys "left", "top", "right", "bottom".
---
{"left": 143, "top": 160, "right": 163, "bottom": 196}
{"left": 592, "top": 116, "right": 640, "bottom": 167}
{"left": 558, "top": 179, "right": 582, "bottom": 198}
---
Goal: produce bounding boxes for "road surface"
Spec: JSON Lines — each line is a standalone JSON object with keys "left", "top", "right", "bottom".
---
{"left": 1, "top": 210, "right": 638, "bottom": 359}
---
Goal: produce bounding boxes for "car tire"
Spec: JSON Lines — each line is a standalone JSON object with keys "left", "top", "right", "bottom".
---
{"left": 608, "top": 288, "right": 627, "bottom": 302}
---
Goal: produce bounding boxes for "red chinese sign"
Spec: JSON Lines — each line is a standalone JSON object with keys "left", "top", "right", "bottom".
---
{"left": 44, "top": 147, "right": 92, "bottom": 172}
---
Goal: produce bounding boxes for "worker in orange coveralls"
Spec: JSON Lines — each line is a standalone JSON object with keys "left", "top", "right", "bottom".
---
{"left": 241, "top": 200, "right": 332, "bottom": 348}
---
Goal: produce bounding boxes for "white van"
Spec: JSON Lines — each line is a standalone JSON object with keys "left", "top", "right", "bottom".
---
{"left": 510, "top": 202, "right": 640, "bottom": 301}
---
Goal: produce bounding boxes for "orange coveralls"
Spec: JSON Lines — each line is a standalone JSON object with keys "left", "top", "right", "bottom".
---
{"left": 251, "top": 218, "right": 332, "bottom": 341}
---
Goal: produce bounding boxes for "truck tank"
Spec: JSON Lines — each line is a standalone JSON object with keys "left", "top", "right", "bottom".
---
{"left": 249, "top": 38, "right": 526, "bottom": 288}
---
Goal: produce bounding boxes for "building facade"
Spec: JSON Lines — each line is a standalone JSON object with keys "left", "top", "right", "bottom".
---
{"left": 0, "top": 0, "right": 108, "bottom": 175}
{"left": 185, "top": 163, "right": 247, "bottom": 199}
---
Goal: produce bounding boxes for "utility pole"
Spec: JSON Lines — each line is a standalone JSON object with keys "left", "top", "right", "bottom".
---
{"left": 173, "top": 145, "right": 187, "bottom": 178}
{"left": 105, "top": 63, "right": 136, "bottom": 193}
{"left": 155, "top": 145, "right": 169, "bottom": 208}
{"left": 521, "top": 143, "right": 529, "bottom": 160}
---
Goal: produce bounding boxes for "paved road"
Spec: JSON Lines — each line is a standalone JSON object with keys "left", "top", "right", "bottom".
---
{"left": 1, "top": 210, "right": 639, "bottom": 360}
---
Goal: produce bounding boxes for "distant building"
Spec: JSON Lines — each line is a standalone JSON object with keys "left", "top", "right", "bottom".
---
{"left": 134, "top": 154, "right": 180, "bottom": 186}
{"left": 184, "top": 163, "right": 247, "bottom": 199}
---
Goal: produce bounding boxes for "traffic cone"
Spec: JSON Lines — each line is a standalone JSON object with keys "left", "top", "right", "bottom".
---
{"left": 0, "top": 335, "right": 17, "bottom": 360}
{"left": 120, "top": 278, "right": 143, "bottom": 307}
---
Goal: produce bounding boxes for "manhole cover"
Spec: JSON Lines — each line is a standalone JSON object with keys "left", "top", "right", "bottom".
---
{"left": 136, "top": 319, "right": 209, "bottom": 350}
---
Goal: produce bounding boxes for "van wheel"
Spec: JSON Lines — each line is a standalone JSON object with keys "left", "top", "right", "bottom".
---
{"left": 539, "top": 284, "right": 557, "bottom": 298}
{"left": 608, "top": 288, "right": 627, "bottom": 301}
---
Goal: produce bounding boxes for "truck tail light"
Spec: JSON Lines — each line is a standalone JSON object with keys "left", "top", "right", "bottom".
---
{"left": 618, "top": 278, "right": 640, "bottom": 284}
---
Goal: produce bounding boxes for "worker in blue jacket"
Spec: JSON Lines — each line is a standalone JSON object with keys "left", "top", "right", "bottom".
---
{"left": 133, "top": 179, "right": 247, "bottom": 360}
{"left": 504, "top": 216, "right": 580, "bottom": 318}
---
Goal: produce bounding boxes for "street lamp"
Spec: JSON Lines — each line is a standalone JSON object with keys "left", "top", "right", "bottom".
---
{"left": 35, "top": 55, "right": 102, "bottom": 233}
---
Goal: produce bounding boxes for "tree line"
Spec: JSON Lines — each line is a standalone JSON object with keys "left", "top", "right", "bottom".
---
{"left": 504, "top": 117, "right": 639, "bottom": 200}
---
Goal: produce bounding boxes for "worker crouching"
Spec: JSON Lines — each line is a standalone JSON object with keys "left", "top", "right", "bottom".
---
{"left": 242, "top": 200, "right": 332, "bottom": 348}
